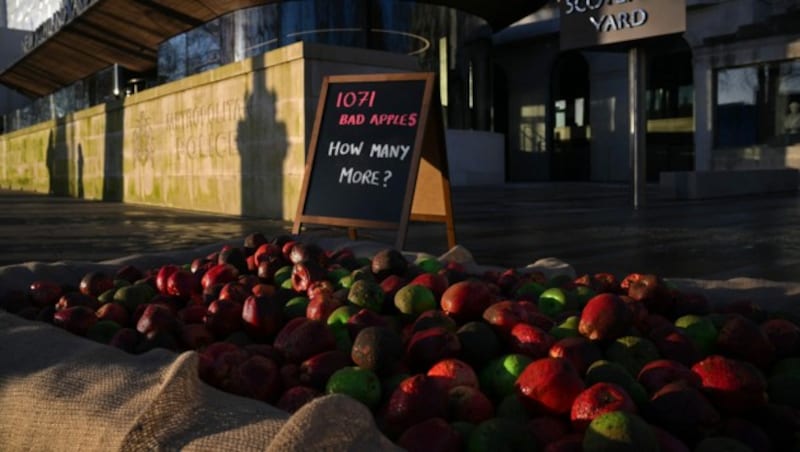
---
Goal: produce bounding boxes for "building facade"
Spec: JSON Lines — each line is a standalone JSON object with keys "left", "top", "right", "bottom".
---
{"left": 0, "top": 0, "right": 798, "bottom": 216}
{"left": 495, "top": 0, "right": 800, "bottom": 183}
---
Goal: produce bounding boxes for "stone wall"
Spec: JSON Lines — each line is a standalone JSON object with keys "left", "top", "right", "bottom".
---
{"left": 0, "top": 42, "right": 418, "bottom": 220}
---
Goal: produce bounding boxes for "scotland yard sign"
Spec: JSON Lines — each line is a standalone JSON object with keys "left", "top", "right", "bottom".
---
{"left": 559, "top": 0, "right": 686, "bottom": 50}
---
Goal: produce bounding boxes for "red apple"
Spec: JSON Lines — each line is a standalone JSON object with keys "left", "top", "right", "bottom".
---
{"left": 406, "top": 327, "right": 461, "bottom": 372}
{"left": 346, "top": 308, "right": 388, "bottom": 338}
{"left": 115, "top": 265, "right": 144, "bottom": 284}
{"left": 410, "top": 272, "right": 449, "bottom": 299}
{"left": 276, "top": 386, "right": 320, "bottom": 414}
{"left": 482, "top": 299, "right": 540, "bottom": 336}
{"left": 177, "top": 304, "right": 207, "bottom": 325}
{"left": 440, "top": 279, "right": 493, "bottom": 323}
{"left": 548, "top": 336, "right": 603, "bottom": 376}
{"left": 53, "top": 305, "right": 98, "bottom": 336}
{"left": 179, "top": 323, "right": 215, "bottom": 350}
{"left": 291, "top": 261, "right": 327, "bottom": 294}
{"left": 305, "top": 292, "right": 342, "bottom": 322}
{"left": 201, "top": 263, "right": 238, "bottom": 291}
{"left": 155, "top": 264, "right": 181, "bottom": 295}
{"left": 570, "top": 382, "right": 637, "bottom": 431}
{"left": 542, "top": 433, "right": 584, "bottom": 452}
{"left": 379, "top": 274, "right": 407, "bottom": 304}
{"left": 55, "top": 291, "right": 98, "bottom": 311}
{"left": 691, "top": 355, "right": 768, "bottom": 415}
{"left": 648, "top": 325, "right": 701, "bottom": 366}
{"left": 715, "top": 314, "right": 775, "bottom": 369}
{"left": 253, "top": 242, "right": 282, "bottom": 263}
{"left": 108, "top": 327, "right": 142, "bottom": 353}
{"left": 273, "top": 317, "right": 337, "bottom": 364}
{"left": 637, "top": 359, "right": 701, "bottom": 395}
{"left": 509, "top": 323, "right": 556, "bottom": 359}
{"left": 621, "top": 273, "right": 671, "bottom": 315}
{"left": 29, "top": 280, "right": 63, "bottom": 308}
{"left": 649, "top": 380, "right": 721, "bottom": 443}
{"left": 190, "top": 257, "right": 212, "bottom": 275}
{"left": 578, "top": 293, "right": 633, "bottom": 341}
{"left": 96, "top": 302, "right": 129, "bottom": 327}
{"left": 447, "top": 385, "right": 494, "bottom": 424}
{"left": 79, "top": 271, "right": 115, "bottom": 298}
{"left": 396, "top": 417, "right": 462, "bottom": 452}
{"left": 427, "top": 358, "right": 479, "bottom": 391}
{"left": 241, "top": 294, "right": 284, "bottom": 340}
{"left": 515, "top": 357, "right": 585, "bottom": 416}
{"left": 217, "top": 246, "right": 248, "bottom": 275}
{"left": 198, "top": 342, "right": 249, "bottom": 388}
{"left": 280, "top": 362, "right": 302, "bottom": 390}
{"left": 218, "top": 281, "right": 250, "bottom": 304}
{"left": 384, "top": 374, "right": 449, "bottom": 435}
{"left": 228, "top": 354, "right": 282, "bottom": 403}
{"left": 166, "top": 269, "right": 199, "bottom": 300}
{"left": 652, "top": 426, "right": 691, "bottom": 452}
{"left": 136, "top": 303, "right": 178, "bottom": 336}
{"left": 528, "top": 415, "right": 571, "bottom": 449}
{"left": 250, "top": 283, "right": 276, "bottom": 299}
{"left": 760, "top": 318, "right": 800, "bottom": 359}
{"left": 298, "top": 349, "right": 351, "bottom": 390}
{"left": 204, "top": 299, "right": 243, "bottom": 339}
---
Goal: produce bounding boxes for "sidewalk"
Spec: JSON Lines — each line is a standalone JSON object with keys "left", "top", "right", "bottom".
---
{"left": 2, "top": 184, "right": 799, "bottom": 282}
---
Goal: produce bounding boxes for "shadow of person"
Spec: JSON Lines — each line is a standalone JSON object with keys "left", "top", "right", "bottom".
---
{"left": 46, "top": 130, "right": 55, "bottom": 195}
{"left": 102, "top": 100, "right": 124, "bottom": 202}
{"left": 236, "top": 52, "right": 289, "bottom": 221}
{"left": 77, "top": 144, "right": 84, "bottom": 199}
{"left": 46, "top": 119, "right": 69, "bottom": 196}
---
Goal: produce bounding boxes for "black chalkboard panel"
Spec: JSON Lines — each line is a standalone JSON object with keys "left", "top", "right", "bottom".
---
{"left": 294, "top": 73, "right": 434, "bottom": 229}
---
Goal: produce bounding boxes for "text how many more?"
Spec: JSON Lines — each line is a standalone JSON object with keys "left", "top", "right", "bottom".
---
{"left": 327, "top": 141, "right": 411, "bottom": 161}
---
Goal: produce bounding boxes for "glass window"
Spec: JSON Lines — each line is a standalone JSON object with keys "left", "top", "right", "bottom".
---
{"left": 715, "top": 59, "right": 800, "bottom": 148}
{"left": 186, "top": 19, "right": 224, "bottom": 75}
{"left": 158, "top": 34, "right": 187, "bottom": 83}
{"left": 2, "top": 0, "right": 490, "bottom": 133}
{"left": 778, "top": 60, "right": 800, "bottom": 135}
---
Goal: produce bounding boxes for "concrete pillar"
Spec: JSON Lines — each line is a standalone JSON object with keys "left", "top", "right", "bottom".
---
{"left": 693, "top": 53, "right": 713, "bottom": 171}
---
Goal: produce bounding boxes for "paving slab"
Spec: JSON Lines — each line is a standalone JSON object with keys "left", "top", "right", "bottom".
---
{"left": 1, "top": 183, "right": 799, "bottom": 283}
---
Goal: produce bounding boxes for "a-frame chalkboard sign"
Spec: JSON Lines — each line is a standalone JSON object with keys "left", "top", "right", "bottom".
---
{"left": 292, "top": 72, "right": 455, "bottom": 250}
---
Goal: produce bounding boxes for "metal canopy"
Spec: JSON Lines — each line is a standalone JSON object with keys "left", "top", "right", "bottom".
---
{"left": 0, "top": 0, "right": 545, "bottom": 98}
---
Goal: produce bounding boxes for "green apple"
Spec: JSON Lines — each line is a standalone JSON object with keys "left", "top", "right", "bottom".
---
{"left": 514, "top": 281, "right": 546, "bottom": 300}
{"left": 538, "top": 287, "right": 577, "bottom": 318}
{"left": 479, "top": 353, "right": 533, "bottom": 400}
{"left": 327, "top": 304, "right": 359, "bottom": 326}
{"left": 550, "top": 315, "right": 581, "bottom": 339}
{"left": 675, "top": 314, "right": 718, "bottom": 356}
{"left": 394, "top": 284, "right": 437, "bottom": 316}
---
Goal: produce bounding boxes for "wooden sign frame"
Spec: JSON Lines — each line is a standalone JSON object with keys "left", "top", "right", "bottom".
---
{"left": 292, "top": 72, "right": 456, "bottom": 250}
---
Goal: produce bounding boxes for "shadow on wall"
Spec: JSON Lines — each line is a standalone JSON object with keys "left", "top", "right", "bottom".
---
{"left": 103, "top": 101, "right": 124, "bottom": 201}
{"left": 77, "top": 143, "right": 84, "bottom": 199}
{"left": 46, "top": 118, "right": 69, "bottom": 196}
{"left": 237, "top": 52, "right": 289, "bottom": 219}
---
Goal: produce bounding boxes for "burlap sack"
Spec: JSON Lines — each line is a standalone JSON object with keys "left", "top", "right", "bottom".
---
{"left": 0, "top": 311, "right": 400, "bottom": 451}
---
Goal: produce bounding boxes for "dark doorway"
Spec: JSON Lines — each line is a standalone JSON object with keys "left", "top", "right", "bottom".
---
{"left": 550, "top": 51, "right": 590, "bottom": 180}
{"left": 646, "top": 40, "right": 694, "bottom": 181}
{"left": 493, "top": 64, "right": 509, "bottom": 181}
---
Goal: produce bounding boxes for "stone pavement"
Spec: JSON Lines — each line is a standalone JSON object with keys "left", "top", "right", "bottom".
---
{"left": 1, "top": 183, "right": 799, "bottom": 283}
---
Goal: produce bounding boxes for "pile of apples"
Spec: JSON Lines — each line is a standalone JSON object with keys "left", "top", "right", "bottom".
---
{"left": 2, "top": 232, "right": 799, "bottom": 451}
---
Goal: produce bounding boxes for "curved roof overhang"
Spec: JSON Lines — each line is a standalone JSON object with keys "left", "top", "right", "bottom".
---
{"left": 0, "top": 0, "right": 547, "bottom": 98}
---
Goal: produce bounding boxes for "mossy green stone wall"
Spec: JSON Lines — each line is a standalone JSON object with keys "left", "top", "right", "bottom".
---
{"left": 0, "top": 42, "right": 416, "bottom": 220}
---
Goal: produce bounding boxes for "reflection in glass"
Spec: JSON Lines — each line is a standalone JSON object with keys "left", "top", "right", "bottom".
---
{"left": 186, "top": 20, "right": 224, "bottom": 75}
{"left": 1, "top": 0, "right": 490, "bottom": 133}
{"left": 715, "top": 60, "right": 800, "bottom": 148}
{"left": 158, "top": 34, "right": 187, "bottom": 83}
